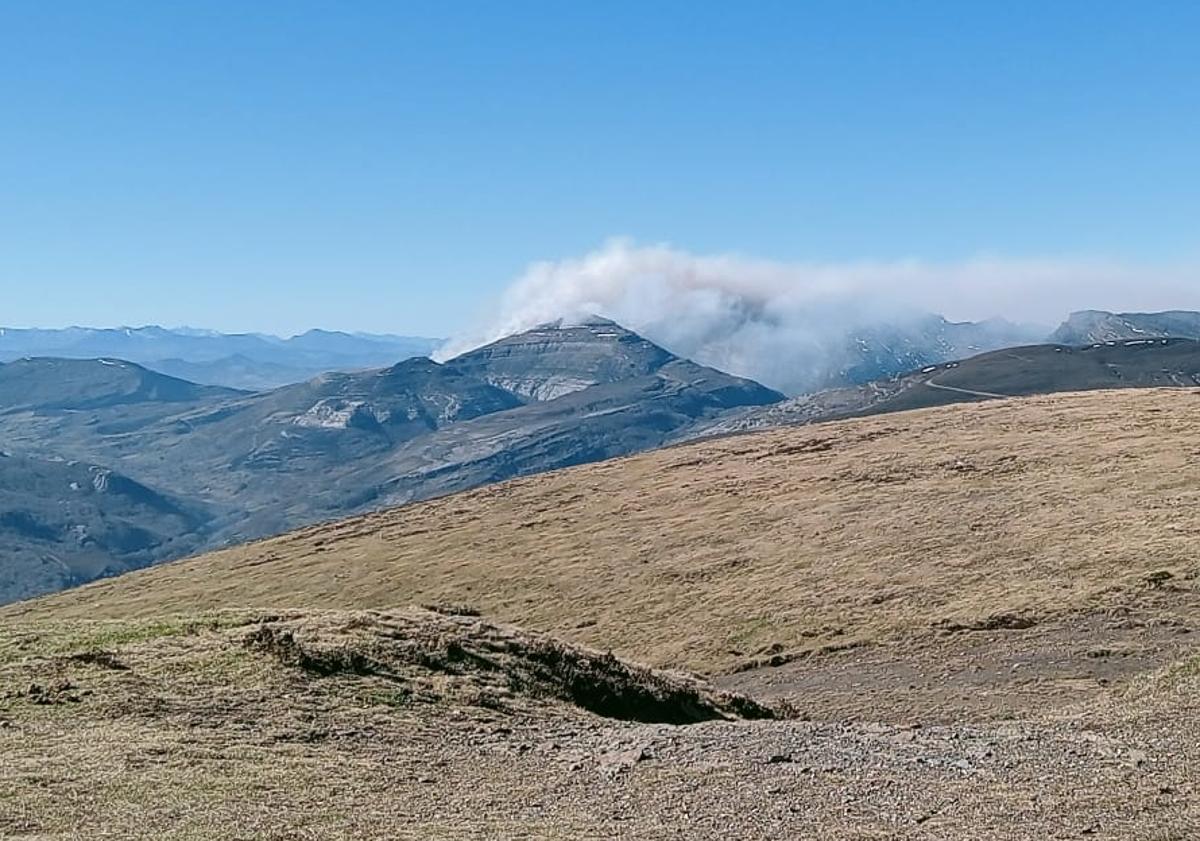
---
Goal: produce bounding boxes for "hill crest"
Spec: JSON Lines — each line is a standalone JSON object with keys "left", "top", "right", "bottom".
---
{"left": 13, "top": 387, "right": 1199, "bottom": 678}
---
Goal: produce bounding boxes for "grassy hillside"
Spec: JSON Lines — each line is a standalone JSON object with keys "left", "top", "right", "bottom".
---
{"left": 6, "top": 388, "right": 1200, "bottom": 838}
{"left": 0, "top": 324, "right": 784, "bottom": 602}
{"left": 12, "top": 387, "right": 1200, "bottom": 677}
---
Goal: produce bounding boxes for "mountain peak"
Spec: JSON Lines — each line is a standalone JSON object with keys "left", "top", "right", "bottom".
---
{"left": 446, "top": 318, "right": 676, "bottom": 401}
{"left": 379, "top": 355, "right": 443, "bottom": 376}
{"left": 530, "top": 314, "right": 621, "bottom": 331}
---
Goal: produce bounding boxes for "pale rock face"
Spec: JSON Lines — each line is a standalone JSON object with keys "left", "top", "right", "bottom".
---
{"left": 1050, "top": 310, "right": 1200, "bottom": 346}
{"left": 434, "top": 396, "right": 463, "bottom": 425}
{"left": 278, "top": 362, "right": 520, "bottom": 433}
{"left": 292, "top": 399, "right": 381, "bottom": 430}
{"left": 90, "top": 468, "right": 110, "bottom": 493}
{"left": 486, "top": 375, "right": 595, "bottom": 402}
{"left": 445, "top": 321, "right": 676, "bottom": 401}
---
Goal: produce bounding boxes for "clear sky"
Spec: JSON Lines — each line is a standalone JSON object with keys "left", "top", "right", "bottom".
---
{"left": 2, "top": 1, "right": 1197, "bottom": 336}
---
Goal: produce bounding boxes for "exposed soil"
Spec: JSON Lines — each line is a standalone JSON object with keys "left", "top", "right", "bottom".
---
{"left": 724, "top": 602, "right": 1200, "bottom": 723}
{"left": 1, "top": 609, "right": 1198, "bottom": 839}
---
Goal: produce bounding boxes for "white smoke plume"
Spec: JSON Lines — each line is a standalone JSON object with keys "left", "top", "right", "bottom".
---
{"left": 440, "top": 239, "right": 1200, "bottom": 393}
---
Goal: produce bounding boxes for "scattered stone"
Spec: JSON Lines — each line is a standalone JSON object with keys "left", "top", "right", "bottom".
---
{"left": 1144, "top": 570, "right": 1174, "bottom": 588}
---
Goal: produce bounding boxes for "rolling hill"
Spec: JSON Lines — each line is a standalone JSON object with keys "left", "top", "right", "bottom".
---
{"left": 15, "top": 388, "right": 1200, "bottom": 676}
{"left": 0, "top": 451, "right": 212, "bottom": 602}
{"left": 5, "top": 388, "right": 1200, "bottom": 839}
{"left": 0, "top": 356, "right": 240, "bottom": 411}
{"left": 689, "top": 337, "right": 1200, "bottom": 438}
{"left": 829, "top": 314, "right": 1048, "bottom": 387}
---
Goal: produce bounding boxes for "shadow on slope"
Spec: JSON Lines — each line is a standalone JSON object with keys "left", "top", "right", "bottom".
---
{"left": 0, "top": 452, "right": 213, "bottom": 603}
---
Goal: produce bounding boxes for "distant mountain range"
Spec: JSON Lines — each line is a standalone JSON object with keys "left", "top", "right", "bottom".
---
{"left": 6, "top": 308, "right": 1200, "bottom": 604}
{"left": 6, "top": 309, "right": 1197, "bottom": 396}
{"left": 0, "top": 320, "right": 781, "bottom": 602}
{"left": 0, "top": 325, "right": 443, "bottom": 390}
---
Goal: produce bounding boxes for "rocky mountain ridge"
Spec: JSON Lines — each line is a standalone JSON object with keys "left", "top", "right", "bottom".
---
{"left": 686, "top": 337, "right": 1200, "bottom": 439}
{"left": 0, "top": 322, "right": 781, "bottom": 603}
{"left": 1050, "top": 309, "right": 1200, "bottom": 345}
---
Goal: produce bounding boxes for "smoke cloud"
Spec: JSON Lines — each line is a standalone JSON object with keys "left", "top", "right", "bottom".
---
{"left": 440, "top": 239, "right": 1200, "bottom": 393}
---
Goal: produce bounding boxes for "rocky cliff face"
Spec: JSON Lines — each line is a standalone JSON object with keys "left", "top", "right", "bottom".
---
{"left": 1050, "top": 310, "right": 1200, "bottom": 345}
{"left": 245, "top": 356, "right": 525, "bottom": 436}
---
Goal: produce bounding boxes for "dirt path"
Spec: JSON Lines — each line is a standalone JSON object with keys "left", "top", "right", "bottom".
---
{"left": 924, "top": 379, "right": 1010, "bottom": 399}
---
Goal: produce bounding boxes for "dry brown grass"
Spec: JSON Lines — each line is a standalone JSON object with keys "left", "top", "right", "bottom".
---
{"left": 7, "top": 390, "right": 1200, "bottom": 838}
{"left": 0, "top": 609, "right": 755, "bottom": 838}
{"left": 2, "top": 608, "right": 1198, "bottom": 840}
{"left": 9, "top": 388, "right": 1200, "bottom": 676}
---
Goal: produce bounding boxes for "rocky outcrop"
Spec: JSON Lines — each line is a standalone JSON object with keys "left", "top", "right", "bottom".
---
{"left": 444, "top": 318, "right": 676, "bottom": 401}
{"left": 1050, "top": 310, "right": 1200, "bottom": 345}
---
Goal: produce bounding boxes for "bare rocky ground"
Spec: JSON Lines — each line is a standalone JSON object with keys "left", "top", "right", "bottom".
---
{"left": 1, "top": 608, "right": 1198, "bottom": 839}
{"left": 722, "top": 599, "right": 1199, "bottom": 723}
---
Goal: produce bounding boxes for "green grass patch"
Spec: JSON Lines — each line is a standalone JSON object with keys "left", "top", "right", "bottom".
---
{"left": 362, "top": 687, "right": 414, "bottom": 709}
{"left": 1161, "top": 654, "right": 1200, "bottom": 687}
{"left": 0, "top": 612, "right": 256, "bottom": 665}
{"left": 726, "top": 615, "right": 778, "bottom": 646}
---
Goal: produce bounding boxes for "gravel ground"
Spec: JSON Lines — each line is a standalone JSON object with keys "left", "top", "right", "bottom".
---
{"left": 2, "top": 610, "right": 1198, "bottom": 839}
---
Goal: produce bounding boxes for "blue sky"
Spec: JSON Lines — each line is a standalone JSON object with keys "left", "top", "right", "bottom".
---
{"left": 1, "top": 1, "right": 1197, "bottom": 336}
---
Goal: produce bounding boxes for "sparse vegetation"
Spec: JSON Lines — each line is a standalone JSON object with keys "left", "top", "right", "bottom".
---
{"left": 5, "top": 391, "right": 1200, "bottom": 838}
{"left": 0, "top": 602, "right": 1197, "bottom": 839}
{"left": 0, "top": 613, "right": 254, "bottom": 666}
{"left": 15, "top": 388, "right": 1200, "bottom": 677}
{"left": 242, "top": 611, "right": 779, "bottom": 723}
